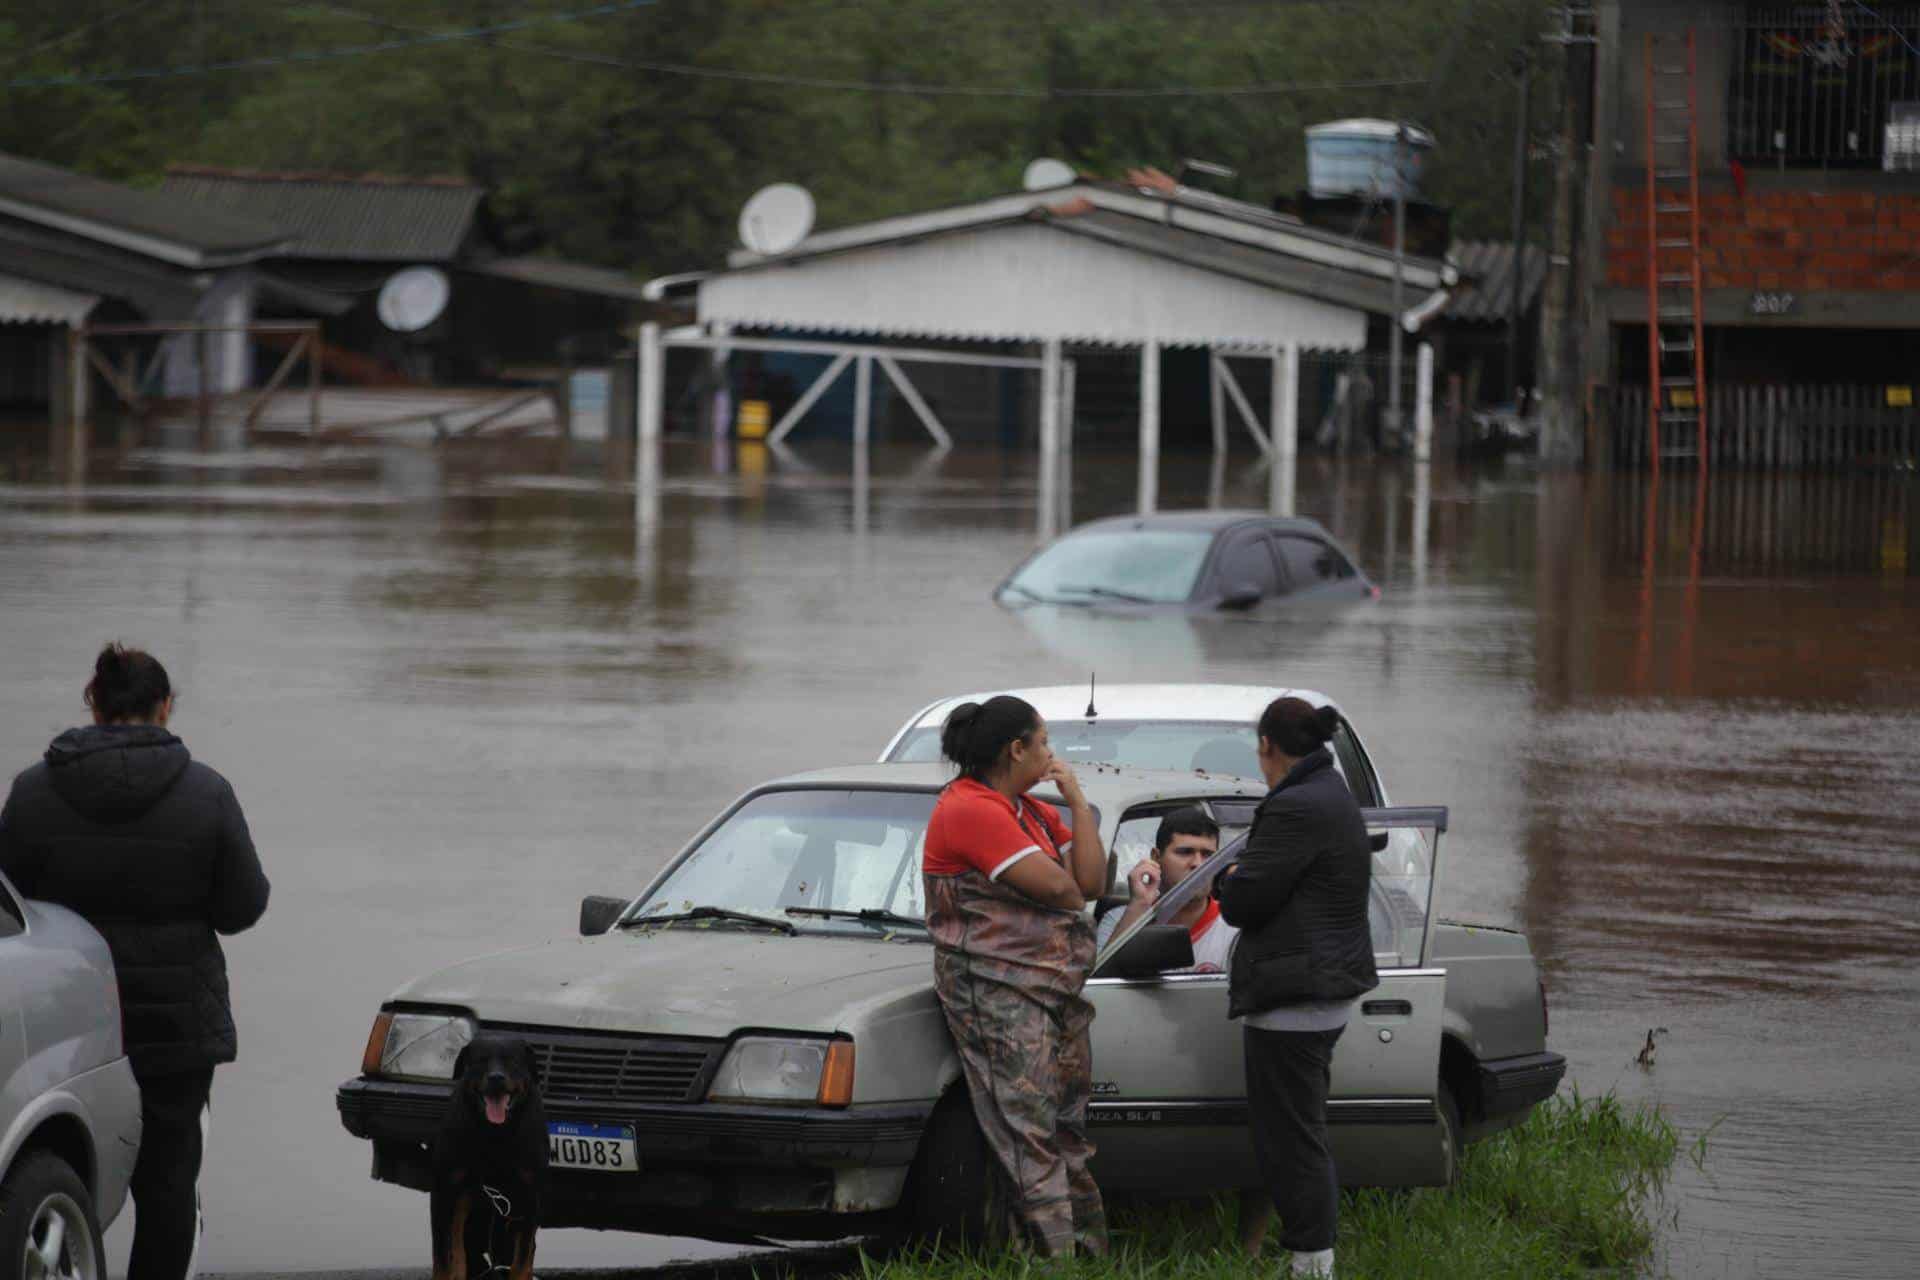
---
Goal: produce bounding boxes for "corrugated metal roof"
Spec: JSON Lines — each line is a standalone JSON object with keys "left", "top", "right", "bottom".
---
{"left": 0, "top": 223, "right": 206, "bottom": 320}
{"left": 160, "top": 167, "right": 484, "bottom": 261}
{"left": 698, "top": 219, "right": 1368, "bottom": 351}
{"left": 0, "top": 272, "right": 96, "bottom": 325}
{"left": 1447, "top": 240, "right": 1547, "bottom": 323}
{"left": 0, "top": 153, "right": 289, "bottom": 266}
{"left": 465, "top": 256, "right": 651, "bottom": 301}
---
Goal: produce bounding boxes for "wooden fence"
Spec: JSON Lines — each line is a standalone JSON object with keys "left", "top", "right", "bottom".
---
{"left": 1612, "top": 384, "right": 1920, "bottom": 469}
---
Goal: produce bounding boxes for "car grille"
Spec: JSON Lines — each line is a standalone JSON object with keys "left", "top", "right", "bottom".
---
{"left": 488, "top": 1026, "right": 722, "bottom": 1106}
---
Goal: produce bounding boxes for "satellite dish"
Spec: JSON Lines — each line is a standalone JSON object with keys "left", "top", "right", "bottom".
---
{"left": 738, "top": 183, "right": 816, "bottom": 255}
{"left": 377, "top": 266, "right": 450, "bottom": 333}
{"left": 1023, "top": 157, "right": 1076, "bottom": 190}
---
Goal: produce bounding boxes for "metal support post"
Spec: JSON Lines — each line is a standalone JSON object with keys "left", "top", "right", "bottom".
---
{"left": 194, "top": 329, "right": 211, "bottom": 448}
{"left": 637, "top": 320, "right": 664, "bottom": 450}
{"left": 1270, "top": 343, "right": 1299, "bottom": 517}
{"left": 853, "top": 355, "right": 872, "bottom": 449}
{"left": 308, "top": 325, "right": 322, "bottom": 435}
{"left": 1039, "top": 339, "right": 1062, "bottom": 539}
{"left": 1208, "top": 351, "right": 1226, "bottom": 455}
{"left": 1138, "top": 339, "right": 1160, "bottom": 514}
{"left": 1415, "top": 342, "right": 1435, "bottom": 462}
{"left": 1387, "top": 122, "right": 1409, "bottom": 448}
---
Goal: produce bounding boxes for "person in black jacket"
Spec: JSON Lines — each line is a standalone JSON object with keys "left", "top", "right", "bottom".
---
{"left": 1216, "top": 697, "right": 1377, "bottom": 1278}
{"left": 0, "top": 644, "right": 269, "bottom": 1280}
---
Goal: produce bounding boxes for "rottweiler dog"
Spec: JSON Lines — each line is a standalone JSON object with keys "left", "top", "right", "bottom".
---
{"left": 431, "top": 1034, "right": 548, "bottom": 1280}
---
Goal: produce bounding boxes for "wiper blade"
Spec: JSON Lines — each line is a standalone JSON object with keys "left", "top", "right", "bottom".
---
{"left": 619, "top": 906, "right": 797, "bottom": 935}
{"left": 999, "top": 581, "right": 1043, "bottom": 602}
{"left": 785, "top": 906, "right": 928, "bottom": 930}
{"left": 1055, "top": 583, "right": 1156, "bottom": 604}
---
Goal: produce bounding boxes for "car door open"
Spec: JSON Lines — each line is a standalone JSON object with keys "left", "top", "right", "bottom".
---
{"left": 1083, "top": 806, "right": 1450, "bottom": 1193}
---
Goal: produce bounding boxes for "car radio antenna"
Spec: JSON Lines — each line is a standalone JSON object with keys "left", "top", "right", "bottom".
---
{"left": 1086, "top": 672, "right": 1098, "bottom": 719}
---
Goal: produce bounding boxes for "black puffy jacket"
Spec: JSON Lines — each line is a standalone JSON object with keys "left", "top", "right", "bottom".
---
{"left": 0, "top": 725, "right": 269, "bottom": 1078}
{"left": 1218, "top": 749, "right": 1378, "bottom": 1020}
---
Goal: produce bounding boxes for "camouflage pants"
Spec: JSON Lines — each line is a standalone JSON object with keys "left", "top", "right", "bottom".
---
{"left": 934, "top": 951, "right": 1109, "bottom": 1257}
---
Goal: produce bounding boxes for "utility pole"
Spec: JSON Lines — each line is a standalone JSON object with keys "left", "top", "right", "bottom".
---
{"left": 1539, "top": 4, "right": 1598, "bottom": 465}
{"left": 1507, "top": 51, "right": 1531, "bottom": 405}
{"left": 1386, "top": 121, "right": 1408, "bottom": 450}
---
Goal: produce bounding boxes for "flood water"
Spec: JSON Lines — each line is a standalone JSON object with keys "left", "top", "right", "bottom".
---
{"left": 2, "top": 435, "right": 1915, "bottom": 1277}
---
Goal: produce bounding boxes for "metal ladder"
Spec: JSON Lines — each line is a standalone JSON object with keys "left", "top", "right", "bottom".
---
{"left": 1643, "top": 28, "right": 1708, "bottom": 473}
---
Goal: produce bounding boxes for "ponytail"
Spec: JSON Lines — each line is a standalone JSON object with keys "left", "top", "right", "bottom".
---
{"left": 940, "top": 696, "right": 1041, "bottom": 781}
{"left": 1257, "top": 696, "right": 1339, "bottom": 758}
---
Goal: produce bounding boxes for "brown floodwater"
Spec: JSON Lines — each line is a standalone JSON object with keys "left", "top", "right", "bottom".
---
{"left": 1, "top": 436, "right": 1915, "bottom": 1276}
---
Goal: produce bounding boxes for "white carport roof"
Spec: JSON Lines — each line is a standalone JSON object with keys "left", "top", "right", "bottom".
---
{"left": 651, "top": 180, "right": 1455, "bottom": 354}
{"left": 0, "top": 272, "right": 97, "bottom": 326}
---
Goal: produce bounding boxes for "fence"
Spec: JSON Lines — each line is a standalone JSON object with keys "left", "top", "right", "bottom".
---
{"left": 1612, "top": 383, "right": 1920, "bottom": 468}
{"left": 1729, "top": 5, "right": 1920, "bottom": 169}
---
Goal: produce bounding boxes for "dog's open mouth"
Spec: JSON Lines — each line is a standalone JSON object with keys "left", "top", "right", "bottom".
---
{"left": 483, "top": 1092, "right": 513, "bottom": 1125}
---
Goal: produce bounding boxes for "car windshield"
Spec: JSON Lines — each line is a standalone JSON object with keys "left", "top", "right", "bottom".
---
{"left": 1002, "top": 530, "right": 1213, "bottom": 605}
{"left": 631, "top": 789, "right": 941, "bottom": 934}
{"left": 892, "top": 719, "right": 1259, "bottom": 778}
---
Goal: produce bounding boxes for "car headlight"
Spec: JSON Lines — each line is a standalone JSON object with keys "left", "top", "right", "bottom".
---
{"left": 707, "top": 1036, "right": 854, "bottom": 1107}
{"left": 361, "top": 1009, "right": 476, "bottom": 1081}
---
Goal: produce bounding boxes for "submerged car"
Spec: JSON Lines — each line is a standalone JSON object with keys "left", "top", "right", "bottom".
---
{"left": 996, "top": 512, "right": 1376, "bottom": 611}
{"left": 0, "top": 870, "right": 142, "bottom": 1280}
{"left": 338, "top": 757, "right": 1563, "bottom": 1245}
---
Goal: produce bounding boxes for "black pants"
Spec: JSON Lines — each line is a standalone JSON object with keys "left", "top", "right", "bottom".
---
{"left": 128, "top": 1068, "right": 213, "bottom": 1280}
{"left": 1244, "top": 1024, "right": 1346, "bottom": 1254}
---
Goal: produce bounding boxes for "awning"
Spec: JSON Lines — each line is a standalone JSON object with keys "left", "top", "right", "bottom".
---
{"left": 0, "top": 272, "right": 97, "bottom": 326}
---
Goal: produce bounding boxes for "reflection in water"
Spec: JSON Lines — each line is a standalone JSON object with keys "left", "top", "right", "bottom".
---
{"left": 0, "top": 442, "right": 1913, "bottom": 1277}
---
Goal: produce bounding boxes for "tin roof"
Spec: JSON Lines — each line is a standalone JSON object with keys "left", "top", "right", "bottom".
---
{"left": 160, "top": 166, "right": 485, "bottom": 261}
{"left": 0, "top": 153, "right": 289, "bottom": 268}
{"left": 464, "top": 255, "right": 652, "bottom": 301}
{"left": 1446, "top": 240, "right": 1547, "bottom": 323}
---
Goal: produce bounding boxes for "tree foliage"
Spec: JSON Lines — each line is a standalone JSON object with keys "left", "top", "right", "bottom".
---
{"left": 0, "top": 0, "right": 1559, "bottom": 272}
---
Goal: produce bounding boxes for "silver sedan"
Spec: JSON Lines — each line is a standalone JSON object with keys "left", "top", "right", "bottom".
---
{"left": 0, "top": 870, "right": 142, "bottom": 1280}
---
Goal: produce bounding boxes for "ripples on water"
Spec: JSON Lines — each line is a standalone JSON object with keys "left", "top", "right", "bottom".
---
{"left": 1, "top": 442, "right": 1914, "bottom": 1276}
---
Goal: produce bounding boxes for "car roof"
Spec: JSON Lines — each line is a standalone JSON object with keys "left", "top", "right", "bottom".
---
{"left": 751, "top": 761, "right": 1269, "bottom": 808}
{"left": 1062, "top": 510, "right": 1336, "bottom": 537}
{"left": 899, "top": 683, "right": 1335, "bottom": 733}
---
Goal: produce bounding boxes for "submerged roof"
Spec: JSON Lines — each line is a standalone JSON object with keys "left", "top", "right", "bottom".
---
{"left": 161, "top": 166, "right": 484, "bottom": 261}
{"left": 0, "top": 153, "right": 289, "bottom": 268}
{"left": 1446, "top": 240, "right": 1547, "bottom": 323}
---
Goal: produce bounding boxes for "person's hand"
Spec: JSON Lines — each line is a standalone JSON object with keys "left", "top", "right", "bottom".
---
{"left": 1127, "top": 859, "right": 1162, "bottom": 904}
{"left": 1044, "top": 759, "right": 1087, "bottom": 807}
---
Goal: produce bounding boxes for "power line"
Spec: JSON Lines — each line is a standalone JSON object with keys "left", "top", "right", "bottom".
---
{"left": 10, "top": 0, "right": 1429, "bottom": 100}
{"left": 2, "top": 0, "right": 660, "bottom": 90}
{"left": 0, "top": 0, "right": 176, "bottom": 72}
{"left": 368, "top": 4, "right": 1429, "bottom": 100}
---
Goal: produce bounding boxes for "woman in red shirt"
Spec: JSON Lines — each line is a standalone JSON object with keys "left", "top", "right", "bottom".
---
{"left": 921, "top": 695, "right": 1109, "bottom": 1257}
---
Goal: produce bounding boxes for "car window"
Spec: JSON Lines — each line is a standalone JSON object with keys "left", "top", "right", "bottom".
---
{"left": 1108, "top": 800, "right": 1259, "bottom": 897}
{"left": 890, "top": 719, "right": 1259, "bottom": 777}
{"left": 0, "top": 877, "right": 22, "bottom": 939}
{"left": 1276, "top": 535, "right": 1355, "bottom": 587}
{"left": 632, "top": 788, "right": 1088, "bottom": 932}
{"left": 1003, "top": 529, "right": 1213, "bottom": 604}
{"left": 1213, "top": 534, "right": 1284, "bottom": 598}
{"left": 1328, "top": 723, "right": 1381, "bottom": 807}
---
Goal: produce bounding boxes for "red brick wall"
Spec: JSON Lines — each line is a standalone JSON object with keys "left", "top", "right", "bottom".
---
{"left": 1607, "top": 186, "right": 1920, "bottom": 292}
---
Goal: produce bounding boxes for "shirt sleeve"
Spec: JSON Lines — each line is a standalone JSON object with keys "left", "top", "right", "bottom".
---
{"left": 964, "top": 793, "right": 1049, "bottom": 880}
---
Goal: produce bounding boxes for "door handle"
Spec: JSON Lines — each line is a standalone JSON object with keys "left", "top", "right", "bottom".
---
{"left": 1362, "top": 999, "right": 1413, "bottom": 1017}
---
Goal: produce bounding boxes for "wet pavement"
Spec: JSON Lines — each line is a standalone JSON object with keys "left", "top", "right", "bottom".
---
{"left": 1, "top": 437, "right": 1914, "bottom": 1276}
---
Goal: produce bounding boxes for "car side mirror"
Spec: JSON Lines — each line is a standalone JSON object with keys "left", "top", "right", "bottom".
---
{"left": 1103, "top": 924, "right": 1195, "bottom": 979}
{"left": 1220, "top": 582, "right": 1263, "bottom": 610}
{"left": 1369, "top": 831, "right": 1390, "bottom": 853}
{"left": 579, "top": 895, "right": 628, "bottom": 936}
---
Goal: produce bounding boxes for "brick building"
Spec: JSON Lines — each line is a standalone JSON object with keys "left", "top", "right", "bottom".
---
{"left": 1585, "top": 1, "right": 1920, "bottom": 461}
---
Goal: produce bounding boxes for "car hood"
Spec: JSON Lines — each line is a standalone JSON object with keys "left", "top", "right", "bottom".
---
{"left": 388, "top": 927, "right": 936, "bottom": 1039}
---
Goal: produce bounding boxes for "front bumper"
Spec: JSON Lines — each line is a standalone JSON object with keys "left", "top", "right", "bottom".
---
{"left": 1477, "top": 1050, "right": 1568, "bottom": 1118}
{"left": 337, "top": 1077, "right": 932, "bottom": 1240}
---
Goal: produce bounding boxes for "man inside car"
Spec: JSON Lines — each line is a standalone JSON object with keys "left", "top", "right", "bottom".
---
{"left": 1095, "top": 808, "right": 1235, "bottom": 972}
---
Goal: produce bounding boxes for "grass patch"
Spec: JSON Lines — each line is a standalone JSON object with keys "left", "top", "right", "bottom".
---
{"left": 843, "top": 1090, "right": 1681, "bottom": 1280}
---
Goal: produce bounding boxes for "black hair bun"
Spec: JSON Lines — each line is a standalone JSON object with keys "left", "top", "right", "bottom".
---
{"left": 1313, "top": 705, "right": 1341, "bottom": 745}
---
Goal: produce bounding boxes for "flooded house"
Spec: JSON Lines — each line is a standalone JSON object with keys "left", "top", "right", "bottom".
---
{"left": 641, "top": 162, "right": 1458, "bottom": 470}
{"left": 1584, "top": 0, "right": 1920, "bottom": 467}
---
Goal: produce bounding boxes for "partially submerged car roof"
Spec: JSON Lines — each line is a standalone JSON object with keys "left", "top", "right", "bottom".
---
{"left": 891, "top": 683, "right": 1337, "bottom": 738}
{"left": 750, "top": 761, "right": 1269, "bottom": 808}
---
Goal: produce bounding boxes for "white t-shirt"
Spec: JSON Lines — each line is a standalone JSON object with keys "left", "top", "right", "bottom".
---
{"left": 1097, "top": 902, "right": 1239, "bottom": 975}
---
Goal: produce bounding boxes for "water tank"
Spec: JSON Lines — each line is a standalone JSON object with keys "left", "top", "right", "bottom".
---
{"left": 1305, "top": 119, "right": 1435, "bottom": 200}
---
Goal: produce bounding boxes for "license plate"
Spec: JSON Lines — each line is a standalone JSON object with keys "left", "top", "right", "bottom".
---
{"left": 546, "top": 1121, "right": 639, "bottom": 1173}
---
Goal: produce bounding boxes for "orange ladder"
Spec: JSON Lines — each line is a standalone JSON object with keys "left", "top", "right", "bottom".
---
{"left": 1643, "top": 29, "right": 1708, "bottom": 474}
